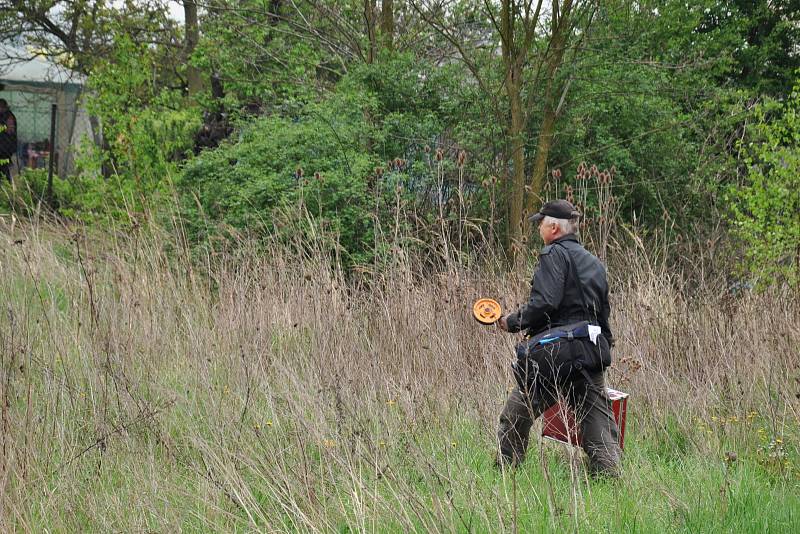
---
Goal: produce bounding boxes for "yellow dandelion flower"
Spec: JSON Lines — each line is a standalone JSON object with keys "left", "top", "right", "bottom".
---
{"left": 266, "top": 420, "right": 273, "bottom": 427}
{"left": 451, "top": 442, "right": 457, "bottom": 447}
{"left": 386, "top": 399, "right": 396, "bottom": 407}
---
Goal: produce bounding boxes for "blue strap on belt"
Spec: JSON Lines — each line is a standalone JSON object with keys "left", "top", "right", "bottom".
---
{"left": 536, "top": 323, "right": 591, "bottom": 345}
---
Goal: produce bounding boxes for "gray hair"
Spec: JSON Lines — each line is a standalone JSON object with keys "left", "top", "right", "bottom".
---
{"left": 543, "top": 215, "right": 579, "bottom": 235}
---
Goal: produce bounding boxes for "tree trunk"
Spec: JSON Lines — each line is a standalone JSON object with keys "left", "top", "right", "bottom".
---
{"left": 528, "top": 83, "right": 560, "bottom": 209}
{"left": 183, "top": 0, "right": 203, "bottom": 96}
{"left": 501, "top": 0, "right": 526, "bottom": 255}
{"left": 528, "top": 0, "right": 572, "bottom": 210}
{"left": 381, "top": 0, "right": 394, "bottom": 51}
{"left": 508, "top": 74, "right": 526, "bottom": 253}
{"left": 365, "top": 0, "right": 377, "bottom": 63}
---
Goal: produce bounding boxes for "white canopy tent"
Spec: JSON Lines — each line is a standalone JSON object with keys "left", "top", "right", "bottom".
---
{"left": 0, "top": 51, "right": 94, "bottom": 177}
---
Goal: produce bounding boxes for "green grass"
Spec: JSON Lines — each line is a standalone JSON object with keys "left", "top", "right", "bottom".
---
{"left": 1, "top": 223, "right": 798, "bottom": 532}
{"left": 12, "top": 412, "right": 798, "bottom": 532}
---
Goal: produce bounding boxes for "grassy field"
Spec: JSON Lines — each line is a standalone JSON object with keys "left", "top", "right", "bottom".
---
{"left": 0, "top": 217, "right": 798, "bottom": 532}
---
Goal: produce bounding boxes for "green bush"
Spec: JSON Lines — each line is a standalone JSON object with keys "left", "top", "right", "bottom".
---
{"left": 67, "top": 105, "right": 199, "bottom": 223}
{"left": 69, "top": 31, "right": 200, "bottom": 224}
{"left": 178, "top": 88, "right": 383, "bottom": 265}
{"left": 178, "top": 54, "right": 466, "bottom": 266}
{"left": 728, "top": 78, "right": 800, "bottom": 288}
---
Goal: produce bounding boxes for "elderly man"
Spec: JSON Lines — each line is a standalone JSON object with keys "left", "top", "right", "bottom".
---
{"left": 497, "top": 199, "right": 621, "bottom": 477}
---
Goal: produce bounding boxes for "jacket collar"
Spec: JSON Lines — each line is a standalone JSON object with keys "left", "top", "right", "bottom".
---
{"left": 552, "top": 233, "right": 580, "bottom": 245}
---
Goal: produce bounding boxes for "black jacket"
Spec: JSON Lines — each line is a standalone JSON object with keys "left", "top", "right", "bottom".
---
{"left": 506, "top": 234, "right": 613, "bottom": 345}
{"left": 0, "top": 109, "right": 17, "bottom": 158}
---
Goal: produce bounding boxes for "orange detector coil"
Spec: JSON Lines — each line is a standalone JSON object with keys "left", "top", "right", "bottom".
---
{"left": 473, "top": 298, "right": 502, "bottom": 325}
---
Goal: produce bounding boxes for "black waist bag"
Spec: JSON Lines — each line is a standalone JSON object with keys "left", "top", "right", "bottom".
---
{"left": 512, "top": 321, "right": 611, "bottom": 393}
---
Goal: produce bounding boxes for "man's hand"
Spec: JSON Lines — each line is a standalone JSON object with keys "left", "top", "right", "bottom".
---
{"left": 497, "top": 315, "right": 509, "bottom": 331}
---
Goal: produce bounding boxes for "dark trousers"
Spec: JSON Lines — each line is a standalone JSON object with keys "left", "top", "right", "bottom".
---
{"left": 497, "top": 367, "right": 621, "bottom": 476}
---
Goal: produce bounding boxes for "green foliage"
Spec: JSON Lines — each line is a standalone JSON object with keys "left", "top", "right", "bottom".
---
{"left": 0, "top": 166, "right": 166, "bottom": 225}
{"left": 194, "top": 0, "right": 324, "bottom": 114}
{"left": 69, "top": 31, "right": 200, "bottom": 223}
{"left": 58, "top": 172, "right": 161, "bottom": 224}
{"left": 555, "top": 62, "right": 703, "bottom": 223}
{"left": 179, "top": 87, "right": 381, "bottom": 264}
{"left": 548, "top": 1, "right": 763, "bottom": 228}
{"left": 66, "top": 106, "right": 198, "bottom": 224}
{"left": 86, "top": 32, "right": 200, "bottom": 174}
{"left": 178, "top": 53, "right": 470, "bottom": 265}
{"left": 4, "top": 0, "right": 797, "bottom": 274}
{"left": 85, "top": 33, "right": 156, "bottom": 119}
{"left": 694, "top": 0, "right": 800, "bottom": 96}
{"left": 342, "top": 52, "right": 447, "bottom": 159}
{"left": 0, "top": 1, "right": 181, "bottom": 75}
{"left": 0, "top": 169, "right": 75, "bottom": 214}
{"left": 728, "top": 80, "right": 800, "bottom": 288}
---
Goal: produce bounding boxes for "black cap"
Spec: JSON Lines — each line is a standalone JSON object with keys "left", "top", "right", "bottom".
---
{"left": 529, "top": 199, "right": 581, "bottom": 223}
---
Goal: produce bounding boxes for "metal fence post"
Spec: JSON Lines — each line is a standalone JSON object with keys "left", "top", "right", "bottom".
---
{"left": 47, "top": 103, "right": 57, "bottom": 205}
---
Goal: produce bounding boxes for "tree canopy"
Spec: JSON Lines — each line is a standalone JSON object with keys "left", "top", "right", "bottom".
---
{"left": 1, "top": 0, "right": 797, "bottom": 283}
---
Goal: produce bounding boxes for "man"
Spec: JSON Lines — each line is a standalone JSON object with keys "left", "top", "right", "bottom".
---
{"left": 497, "top": 199, "right": 621, "bottom": 477}
{"left": 0, "top": 99, "right": 18, "bottom": 182}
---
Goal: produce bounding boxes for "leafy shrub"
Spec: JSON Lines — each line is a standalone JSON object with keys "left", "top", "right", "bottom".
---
{"left": 728, "top": 79, "right": 800, "bottom": 288}
{"left": 177, "top": 54, "right": 498, "bottom": 265}
{"left": 71, "top": 31, "right": 200, "bottom": 224}
{"left": 178, "top": 88, "right": 383, "bottom": 265}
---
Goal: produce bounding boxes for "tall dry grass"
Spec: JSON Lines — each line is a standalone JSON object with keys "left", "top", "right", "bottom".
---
{"left": 0, "top": 213, "right": 797, "bottom": 531}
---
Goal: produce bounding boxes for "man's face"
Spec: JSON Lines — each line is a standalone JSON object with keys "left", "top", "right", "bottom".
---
{"left": 538, "top": 220, "right": 557, "bottom": 244}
